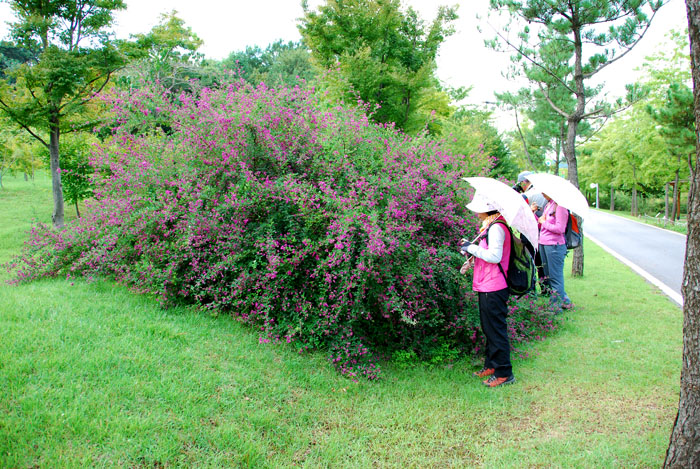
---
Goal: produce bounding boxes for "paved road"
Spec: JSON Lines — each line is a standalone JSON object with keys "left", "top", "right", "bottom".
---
{"left": 584, "top": 210, "right": 686, "bottom": 304}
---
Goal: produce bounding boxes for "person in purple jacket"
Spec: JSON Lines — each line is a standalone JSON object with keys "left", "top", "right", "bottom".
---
{"left": 538, "top": 194, "right": 573, "bottom": 311}
{"left": 460, "top": 193, "right": 516, "bottom": 387}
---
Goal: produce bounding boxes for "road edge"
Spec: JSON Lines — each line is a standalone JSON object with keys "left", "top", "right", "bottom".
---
{"left": 586, "top": 233, "right": 683, "bottom": 307}
{"left": 592, "top": 209, "right": 686, "bottom": 238}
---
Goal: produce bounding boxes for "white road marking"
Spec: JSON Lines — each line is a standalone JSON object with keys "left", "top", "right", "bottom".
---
{"left": 586, "top": 233, "right": 683, "bottom": 307}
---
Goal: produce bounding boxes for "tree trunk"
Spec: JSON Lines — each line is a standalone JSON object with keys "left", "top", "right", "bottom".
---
{"left": 564, "top": 22, "right": 586, "bottom": 277}
{"left": 632, "top": 186, "right": 638, "bottom": 216}
{"left": 666, "top": 182, "right": 670, "bottom": 221}
{"left": 672, "top": 164, "right": 681, "bottom": 222}
{"left": 564, "top": 116, "right": 583, "bottom": 277}
{"left": 554, "top": 123, "right": 564, "bottom": 176}
{"left": 611, "top": 186, "right": 615, "bottom": 211}
{"left": 49, "top": 114, "right": 65, "bottom": 229}
{"left": 664, "top": 1, "right": 700, "bottom": 466}
{"left": 75, "top": 200, "right": 81, "bottom": 218}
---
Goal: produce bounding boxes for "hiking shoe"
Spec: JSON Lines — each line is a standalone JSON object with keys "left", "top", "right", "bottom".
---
{"left": 472, "top": 367, "right": 495, "bottom": 378}
{"left": 483, "top": 375, "right": 516, "bottom": 387}
{"left": 562, "top": 302, "right": 573, "bottom": 310}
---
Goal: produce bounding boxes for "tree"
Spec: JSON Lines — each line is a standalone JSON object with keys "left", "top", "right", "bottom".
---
{"left": 222, "top": 40, "right": 315, "bottom": 89}
{"left": 120, "top": 11, "right": 207, "bottom": 93}
{"left": 648, "top": 82, "right": 695, "bottom": 220}
{"left": 641, "top": 29, "right": 692, "bottom": 93}
{"left": 439, "top": 105, "right": 515, "bottom": 178}
{"left": 581, "top": 106, "right": 665, "bottom": 215}
{"left": 0, "top": 0, "right": 127, "bottom": 228}
{"left": 488, "top": 0, "right": 667, "bottom": 276}
{"left": 0, "top": 41, "right": 37, "bottom": 80}
{"left": 40, "top": 132, "right": 96, "bottom": 217}
{"left": 664, "top": 1, "right": 700, "bottom": 465}
{"left": 299, "top": 0, "right": 457, "bottom": 133}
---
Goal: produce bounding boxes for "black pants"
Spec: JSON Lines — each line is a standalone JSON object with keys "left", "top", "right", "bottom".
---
{"left": 478, "top": 288, "right": 512, "bottom": 378}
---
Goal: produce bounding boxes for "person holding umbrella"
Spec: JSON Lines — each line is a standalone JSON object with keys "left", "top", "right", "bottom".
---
{"left": 460, "top": 192, "right": 515, "bottom": 387}
{"left": 526, "top": 173, "right": 590, "bottom": 312}
{"left": 460, "top": 177, "right": 538, "bottom": 388}
{"left": 537, "top": 193, "right": 573, "bottom": 310}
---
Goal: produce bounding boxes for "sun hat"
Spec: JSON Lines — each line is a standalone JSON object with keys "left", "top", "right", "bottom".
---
{"left": 466, "top": 192, "right": 499, "bottom": 213}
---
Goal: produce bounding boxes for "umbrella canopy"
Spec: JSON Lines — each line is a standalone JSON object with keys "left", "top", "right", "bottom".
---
{"left": 462, "top": 177, "right": 539, "bottom": 249}
{"left": 526, "top": 173, "right": 590, "bottom": 218}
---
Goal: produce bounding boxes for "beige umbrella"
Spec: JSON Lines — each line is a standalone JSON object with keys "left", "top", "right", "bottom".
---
{"left": 462, "top": 177, "right": 539, "bottom": 249}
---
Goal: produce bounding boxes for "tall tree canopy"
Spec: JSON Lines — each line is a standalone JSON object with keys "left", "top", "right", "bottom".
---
{"left": 580, "top": 105, "right": 666, "bottom": 215}
{"left": 488, "top": 0, "right": 667, "bottom": 275}
{"left": 119, "top": 10, "right": 210, "bottom": 93}
{"left": 648, "top": 82, "right": 695, "bottom": 219}
{"left": 0, "top": 0, "right": 127, "bottom": 228}
{"left": 221, "top": 40, "right": 315, "bottom": 89}
{"left": 299, "top": 0, "right": 457, "bottom": 133}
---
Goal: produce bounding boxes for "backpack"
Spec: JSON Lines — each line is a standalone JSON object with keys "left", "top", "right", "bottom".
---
{"left": 487, "top": 220, "right": 536, "bottom": 298}
{"left": 565, "top": 211, "right": 583, "bottom": 250}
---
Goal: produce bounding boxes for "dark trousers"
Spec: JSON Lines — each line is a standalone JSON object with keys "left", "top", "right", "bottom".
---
{"left": 478, "top": 288, "right": 512, "bottom": 378}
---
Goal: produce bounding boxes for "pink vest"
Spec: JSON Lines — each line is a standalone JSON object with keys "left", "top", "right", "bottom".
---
{"left": 472, "top": 221, "right": 511, "bottom": 293}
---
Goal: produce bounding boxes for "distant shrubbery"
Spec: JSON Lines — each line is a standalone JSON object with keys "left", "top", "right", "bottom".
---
{"left": 9, "top": 80, "right": 559, "bottom": 379}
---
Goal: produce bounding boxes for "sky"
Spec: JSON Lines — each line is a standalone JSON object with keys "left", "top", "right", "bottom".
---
{"left": 0, "top": 0, "right": 690, "bottom": 130}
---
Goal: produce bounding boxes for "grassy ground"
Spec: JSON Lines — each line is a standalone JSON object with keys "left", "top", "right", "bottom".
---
{"left": 0, "top": 173, "right": 682, "bottom": 467}
{"left": 595, "top": 208, "right": 687, "bottom": 235}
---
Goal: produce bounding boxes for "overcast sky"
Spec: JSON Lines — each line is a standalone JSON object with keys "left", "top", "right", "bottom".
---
{"left": 0, "top": 0, "right": 690, "bottom": 130}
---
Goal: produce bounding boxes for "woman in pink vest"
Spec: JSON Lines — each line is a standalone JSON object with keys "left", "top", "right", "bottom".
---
{"left": 460, "top": 192, "right": 516, "bottom": 388}
{"left": 538, "top": 194, "right": 572, "bottom": 311}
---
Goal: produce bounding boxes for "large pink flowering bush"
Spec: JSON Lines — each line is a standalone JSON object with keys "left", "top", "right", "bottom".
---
{"left": 10, "top": 80, "right": 557, "bottom": 379}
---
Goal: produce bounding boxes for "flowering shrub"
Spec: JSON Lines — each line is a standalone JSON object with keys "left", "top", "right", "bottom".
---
{"left": 9, "top": 80, "right": 558, "bottom": 379}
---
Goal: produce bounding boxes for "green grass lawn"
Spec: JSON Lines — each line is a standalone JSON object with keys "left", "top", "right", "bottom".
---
{"left": 0, "top": 173, "right": 682, "bottom": 467}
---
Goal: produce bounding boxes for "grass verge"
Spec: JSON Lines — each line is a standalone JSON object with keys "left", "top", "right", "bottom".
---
{"left": 0, "top": 174, "right": 682, "bottom": 467}
{"left": 595, "top": 208, "right": 687, "bottom": 235}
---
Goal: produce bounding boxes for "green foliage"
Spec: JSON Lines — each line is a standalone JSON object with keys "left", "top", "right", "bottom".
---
{"left": 579, "top": 28, "right": 693, "bottom": 217}
{"left": 299, "top": 0, "right": 457, "bottom": 133}
{"left": 221, "top": 40, "right": 315, "bottom": 89}
{"left": 488, "top": 0, "right": 667, "bottom": 189}
{"left": 129, "top": 10, "right": 203, "bottom": 61}
{"left": 438, "top": 106, "right": 516, "bottom": 179}
{"left": 0, "top": 41, "right": 36, "bottom": 80}
{"left": 640, "top": 28, "right": 691, "bottom": 98}
{"left": 648, "top": 82, "right": 695, "bottom": 160}
{"left": 117, "top": 11, "right": 218, "bottom": 94}
{"left": 0, "top": 0, "right": 128, "bottom": 227}
{"left": 0, "top": 116, "right": 43, "bottom": 187}
{"left": 579, "top": 106, "right": 668, "bottom": 214}
{"left": 40, "top": 132, "right": 96, "bottom": 214}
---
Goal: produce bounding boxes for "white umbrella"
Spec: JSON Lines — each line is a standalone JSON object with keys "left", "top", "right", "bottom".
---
{"left": 526, "top": 173, "right": 590, "bottom": 218}
{"left": 462, "top": 177, "right": 539, "bottom": 249}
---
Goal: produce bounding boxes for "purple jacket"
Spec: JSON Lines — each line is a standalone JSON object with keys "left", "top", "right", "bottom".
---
{"left": 539, "top": 200, "right": 568, "bottom": 246}
{"left": 472, "top": 221, "right": 511, "bottom": 293}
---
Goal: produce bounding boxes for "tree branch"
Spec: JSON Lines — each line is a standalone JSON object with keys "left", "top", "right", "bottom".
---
{"left": 582, "top": 7, "right": 660, "bottom": 79}
{"left": 536, "top": 82, "right": 570, "bottom": 119}
{"left": 580, "top": 106, "right": 607, "bottom": 119}
{"left": 489, "top": 23, "right": 576, "bottom": 95}
{"left": 689, "top": 150, "right": 696, "bottom": 179}
{"left": 59, "top": 70, "right": 113, "bottom": 112}
{"left": 513, "top": 106, "right": 535, "bottom": 169}
{"left": 0, "top": 97, "right": 49, "bottom": 147}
